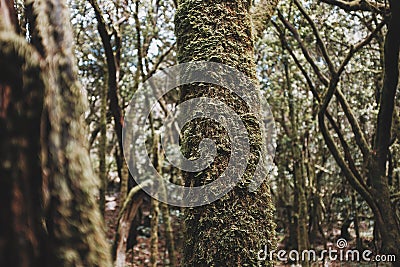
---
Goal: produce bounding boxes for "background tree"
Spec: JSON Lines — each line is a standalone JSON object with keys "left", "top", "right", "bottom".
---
{"left": 261, "top": 0, "right": 400, "bottom": 260}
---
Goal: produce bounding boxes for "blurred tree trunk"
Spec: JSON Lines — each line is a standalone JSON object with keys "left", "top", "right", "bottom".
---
{"left": 0, "top": 0, "right": 112, "bottom": 266}
{"left": 150, "top": 131, "right": 160, "bottom": 267}
{"left": 175, "top": 1, "right": 278, "bottom": 266}
{"left": 99, "top": 79, "right": 108, "bottom": 214}
{"left": 0, "top": 1, "right": 44, "bottom": 265}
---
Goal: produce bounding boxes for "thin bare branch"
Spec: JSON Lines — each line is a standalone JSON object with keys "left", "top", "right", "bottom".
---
{"left": 319, "top": 0, "right": 387, "bottom": 13}
{"left": 293, "top": 0, "right": 336, "bottom": 75}
{"left": 277, "top": 10, "right": 330, "bottom": 86}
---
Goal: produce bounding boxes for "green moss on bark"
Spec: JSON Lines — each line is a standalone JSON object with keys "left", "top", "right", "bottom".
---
{"left": 175, "top": 1, "right": 277, "bottom": 266}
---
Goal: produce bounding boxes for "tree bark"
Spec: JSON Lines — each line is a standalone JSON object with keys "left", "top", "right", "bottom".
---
{"left": 99, "top": 80, "right": 108, "bottom": 214}
{"left": 0, "top": 2, "right": 45, "bottom": 265}
{"left": 175, "top": 1, "right": 278, "bottom": 266}
{"left": 0, "top": 0, "right": 112, "bottom": 265}
{"left": 368, "top": 0, "right": 400, "bottom": 257}
{"left": 284, "top": 58, "right": 310, "bottom": 258}
{"left": 88, "top": 0, "right": 129, "bottom": 202}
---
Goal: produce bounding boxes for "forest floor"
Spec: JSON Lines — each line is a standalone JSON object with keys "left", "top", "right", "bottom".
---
{"left": 104, "top": 192, "right": 390, "bottom": 267}
{"left": 104, "top": 191, "right": 184, "bottom": 267}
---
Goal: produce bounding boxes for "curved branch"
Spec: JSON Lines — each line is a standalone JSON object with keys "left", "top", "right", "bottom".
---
{"left": 319, "top": 0, "right": 387, "bottom": 13}
{"left": 333, "top": 22, "right": 385, "bottom": 157}
{"left": 278, "top": 10, "right": 330, "bottom": 86}
{"left": 316, "top": 23, "right": 388, "bottom": 226}
{"left": 280, "top": 9, "right": 383, "bottom": 157}
{"left": 89, "top": 0, "right": 124, "bottom": 152}
{"left": 293, "top": 0, "right": 336, "bottom": 75}
{"left": 273, "top": 22, "right": 365, "bottom": 187}
{"left": 318, "top": 79, "right": 377, "bottom": 223}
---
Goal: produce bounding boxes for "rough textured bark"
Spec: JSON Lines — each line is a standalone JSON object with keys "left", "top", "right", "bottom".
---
{"left": 252, "top": 0, "right": 280, "bottom": 38}
{"left": 0, "top": 0, "right": 112, "bottom": 266}
{"left": 175, "top": 1, "right": 277, "bottom": 266}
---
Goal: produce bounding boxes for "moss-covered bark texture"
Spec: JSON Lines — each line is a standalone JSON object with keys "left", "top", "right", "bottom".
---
{"left": 175, "top": 1, "right": 277, "bottom": 266}
{"left": 252, "top": 0, "right": 280, "bottom": 38}
{"left": 0, "top": 0, "right": 112, "bottom": 266}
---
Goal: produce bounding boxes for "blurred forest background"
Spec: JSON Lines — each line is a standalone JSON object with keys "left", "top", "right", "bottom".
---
{"left": 0, "top": 0, "right": 399, "bottom": 266}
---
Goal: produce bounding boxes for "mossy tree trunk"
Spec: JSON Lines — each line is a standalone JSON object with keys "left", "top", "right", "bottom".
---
{"left": 175, "top": 1, "right": 278, "bottom": 266}
{"left": 0, "top": 0, "right": 112, "bottom": 266}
